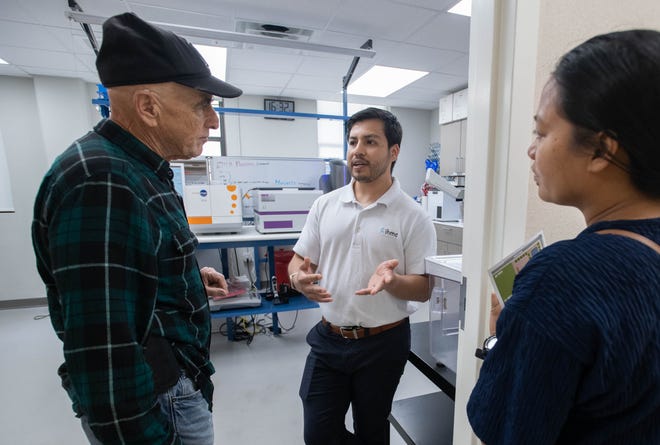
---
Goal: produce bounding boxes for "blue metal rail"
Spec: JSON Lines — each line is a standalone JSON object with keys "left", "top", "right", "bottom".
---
{"left": 215, "top": 107, "right": 347, "bottom": 121}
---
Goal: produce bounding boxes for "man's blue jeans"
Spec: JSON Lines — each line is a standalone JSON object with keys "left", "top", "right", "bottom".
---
{"left": 81, "top": 372, "right": 213, "bottom": 444}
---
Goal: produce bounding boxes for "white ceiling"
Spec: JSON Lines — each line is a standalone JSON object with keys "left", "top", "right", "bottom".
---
{"left": 0, "top": 0, "right": 471, "bottom": 110}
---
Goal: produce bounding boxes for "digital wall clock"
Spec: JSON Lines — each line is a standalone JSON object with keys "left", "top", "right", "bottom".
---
{"left": 264, "top": 99, "right": 295, "bottom": 120}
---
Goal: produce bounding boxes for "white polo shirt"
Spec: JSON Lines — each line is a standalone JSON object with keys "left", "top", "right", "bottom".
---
{"left": 294, "top": 178, "right": 436, "bottom": 327}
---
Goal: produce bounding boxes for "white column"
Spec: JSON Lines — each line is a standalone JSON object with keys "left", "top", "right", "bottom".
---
{"left": 453, "top": 0, "right": 541, "bottom": 443}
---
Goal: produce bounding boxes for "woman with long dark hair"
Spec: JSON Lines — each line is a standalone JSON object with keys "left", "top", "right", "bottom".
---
{"left": 468, "top": 30, "right": 660, "bottom": 444}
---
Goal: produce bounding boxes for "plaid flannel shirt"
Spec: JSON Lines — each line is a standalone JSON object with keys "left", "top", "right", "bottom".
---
{"left": 32, "top": 119, "right": 213, "bottom": 444}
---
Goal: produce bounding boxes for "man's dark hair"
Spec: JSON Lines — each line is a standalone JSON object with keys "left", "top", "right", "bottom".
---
{"left": 346, "top": 107, "right": 402, "bottom": 171}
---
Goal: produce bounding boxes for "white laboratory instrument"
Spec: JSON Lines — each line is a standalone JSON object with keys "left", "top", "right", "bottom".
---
{"left": 253, "top": 189, "right": 322, "bottom": 233}
{"left": 208, "top": 291, "right": 261, "bottom": 311}
{"left": 424, "top": 168, "right": 464, "bottom": 221}
{"left": 170, "top": 162, "right": 243, "bottom": 234}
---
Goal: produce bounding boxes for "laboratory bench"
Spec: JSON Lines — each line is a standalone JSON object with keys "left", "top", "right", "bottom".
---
{"left": 389, "top": 321, "right": 456, "bottom": 444}
{"left": 197, "top": 225, "right": 300, "bottom": 281}
{"left": 197, "top": 227, "right": 319, "bottom": 340}
{"left": 196, "top": 225, "right": 301, "bottom": 246}
{"left": 210, "top": 293, "right": 319, "bottom": 341}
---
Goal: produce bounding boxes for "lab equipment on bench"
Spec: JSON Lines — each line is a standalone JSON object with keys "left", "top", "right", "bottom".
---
{"left": 424, "top": 168, "right": 464, "bottom": 222}
{"left": 208, "top": 291, "right": 261, "bottom": 311}
{"left": 426, "top": 190, "right": 462, "bottom": 221}
{"left": 208, "top": 275, "right": 261, "bottom": 311}
{"left": 253, "top": 188, "right": 322, "bottom": 233}
{"left": 319, "top": 158, "right": 350, "bottom": 193}
{"left": 170, "top": 161, "right": 243, "bottom": 234}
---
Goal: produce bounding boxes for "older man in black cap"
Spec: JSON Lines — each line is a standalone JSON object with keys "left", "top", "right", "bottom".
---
{"left": 31, "top": 13, "right": 241, "bottom": 445}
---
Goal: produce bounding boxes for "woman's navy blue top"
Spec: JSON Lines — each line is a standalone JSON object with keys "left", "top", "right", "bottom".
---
{"left": 468, "top": 218, "right": 660, "bottom": 444}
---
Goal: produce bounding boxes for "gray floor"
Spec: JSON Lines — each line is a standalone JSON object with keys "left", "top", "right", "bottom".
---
{"left": 0, "top": 303, "right": 439, "bottom": 444}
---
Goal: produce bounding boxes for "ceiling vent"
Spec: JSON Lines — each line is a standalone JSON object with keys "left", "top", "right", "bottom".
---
{"left": 235, "top": 21, "right": 313, "bottom": 41}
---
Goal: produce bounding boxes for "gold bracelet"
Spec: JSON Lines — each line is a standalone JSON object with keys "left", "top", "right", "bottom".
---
{"left": 289, "top": 272, "right": 298, "bottom": 290}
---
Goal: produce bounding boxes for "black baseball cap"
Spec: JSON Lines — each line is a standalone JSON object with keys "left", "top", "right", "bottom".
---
{"left": 96, "top": 13, "right": 242, "bottom": 98}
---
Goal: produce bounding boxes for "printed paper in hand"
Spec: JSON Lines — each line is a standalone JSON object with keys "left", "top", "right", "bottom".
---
{"left": 488, "top": 232, "right": 545, "bottom": 306}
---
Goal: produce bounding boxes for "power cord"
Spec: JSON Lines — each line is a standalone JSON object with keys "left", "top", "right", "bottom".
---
{"left": 215, "top": 315, "right": 270, "bottom": 344}
{"left": 262, "top": 311, "right": 299, "bottom": 332}
{"left": 212, "top": 311, "right": 300, "bottom": 343}
{"left": 233, "top": 248, "right": 241, "bottom": 277}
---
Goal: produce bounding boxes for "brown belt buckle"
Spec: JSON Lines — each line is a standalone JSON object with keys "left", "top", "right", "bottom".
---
{"left": 339, "top": 326, "right": 360, "bottom": 339}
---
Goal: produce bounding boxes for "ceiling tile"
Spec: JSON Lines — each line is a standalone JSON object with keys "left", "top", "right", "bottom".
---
{"left": 393, "top": 0, "right": 459, "bottom": 13}
{"left": 327, "top": 0, "right": 441, "bottom": 42}
{"left": 129, "top": 4, "right": 236, "bottom": 30}
{"left": 287, "top": 73, "right": 342, "bottom": 92}
{"left": 2, "top": 0, "right": 472, "bottom": 110}
{"left": 0, "top": 21, "right": 79, "bottom": 52}
{"left": 438, "top": 54, "right": 470, "bottom": 77}
{"left": 0, "top": 65, "right": 29, "bottom": 77}
{"left": 229, "top": 50, "right": 304, "bottom": 72}
{"left": 368, "top": 40, "right": 466, "bottom": 73}
{"left": 228, "top": 68, "right": 293, "bottom": 88}
{"left": 284, "top": 88, "right": 344, "bottom": 103}
{"left": 297, "top": 55, "right": 355, "bottom": 77}
{"left": 407, "top": 13, "right": 471, "bottom": 52}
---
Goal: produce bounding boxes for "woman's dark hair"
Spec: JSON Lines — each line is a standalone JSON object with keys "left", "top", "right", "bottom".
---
{"left": 346, "top": 107, "right": 402, "bottom": 171}
{"left": 552, "top": 29, "right": 660, "bottom": 198}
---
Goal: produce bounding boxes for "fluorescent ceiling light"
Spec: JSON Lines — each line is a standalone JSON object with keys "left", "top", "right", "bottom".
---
{"left": 448, "top": 0, "right": 472, "bottom": 17}
{"left": 347, "top": 65, "right": 428, "bottom": 97}
{"left": 0, "top": 58, "right": 8, "bottom": 64}
{"left": 193, "top": 44, "right": 227, "bottom": 80}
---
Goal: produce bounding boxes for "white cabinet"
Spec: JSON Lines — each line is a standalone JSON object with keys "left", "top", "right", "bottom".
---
{"left": 439, "top": 119, "right": 467, "bottom": 176}
{"left": 438, "top": 88, "right": 468, "bottom": 124}
{"left": 433, "top": 221, "right": 463, "bottom": 255}
{"left": 451, "top": 88, "right": 468, "bottom": 121}
{"left": 439, "top": 95, "right": 454, "bottom": 124}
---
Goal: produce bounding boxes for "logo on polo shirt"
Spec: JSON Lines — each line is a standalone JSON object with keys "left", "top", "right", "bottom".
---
{"left": 379, "top": 227, "right": 399, "bottom": 239}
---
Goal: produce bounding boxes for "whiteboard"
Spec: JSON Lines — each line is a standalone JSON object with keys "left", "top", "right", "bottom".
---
{"left": 0, "top": 129, "right": 14, "bottom": 213}
{"left": 207, "top": 156, "right": 327, "bottom": 220}
{"left": 209, "top": 156, "right": 326, "bottom": 190}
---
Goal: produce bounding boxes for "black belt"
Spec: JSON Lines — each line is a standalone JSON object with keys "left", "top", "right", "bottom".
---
{"left": 321, "top": 316, "right": 405, "bottom": 339}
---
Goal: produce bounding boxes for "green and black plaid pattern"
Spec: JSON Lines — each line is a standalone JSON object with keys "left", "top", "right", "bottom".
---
{"left": 32, "top": 119, "right": 213, "bottom": 444}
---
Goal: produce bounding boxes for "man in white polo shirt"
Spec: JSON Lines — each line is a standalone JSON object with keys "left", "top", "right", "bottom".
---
{"left": 288, "top": 107, "right": 436, "bottom": 445}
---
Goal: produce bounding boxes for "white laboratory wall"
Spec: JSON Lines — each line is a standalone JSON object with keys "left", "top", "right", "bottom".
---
{"left": 391, "top": 106, "right": 433, "bottom": 198}
{"left": 222, "top": 95, "right": 319, "bottom": 157}
{"left": 0, "top": 76, "right": 48, "bottom": 301}
{"left": 33, "top": 77, "right": 100, "bottom": 165}
{"left": 429, "top": 109, "right": 441, "bottom": 145}
{"left": 0, "top": 75, "right": 97, "bottom": 301}
{"left": 225, "top": 99, "right": 435, "bottom": 198}
{"left": 526, "top": 0, "right": 660, "bottom": 244}
{"left": 0, "top": 75, "right": 438, "bottom": 302}
{"left": 0, "top": 128, "right": 13, "bottom": 212}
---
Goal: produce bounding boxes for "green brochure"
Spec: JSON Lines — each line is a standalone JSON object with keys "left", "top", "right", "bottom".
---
{"left": 488, "top": 231, "right": 545, "bottom": 306}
